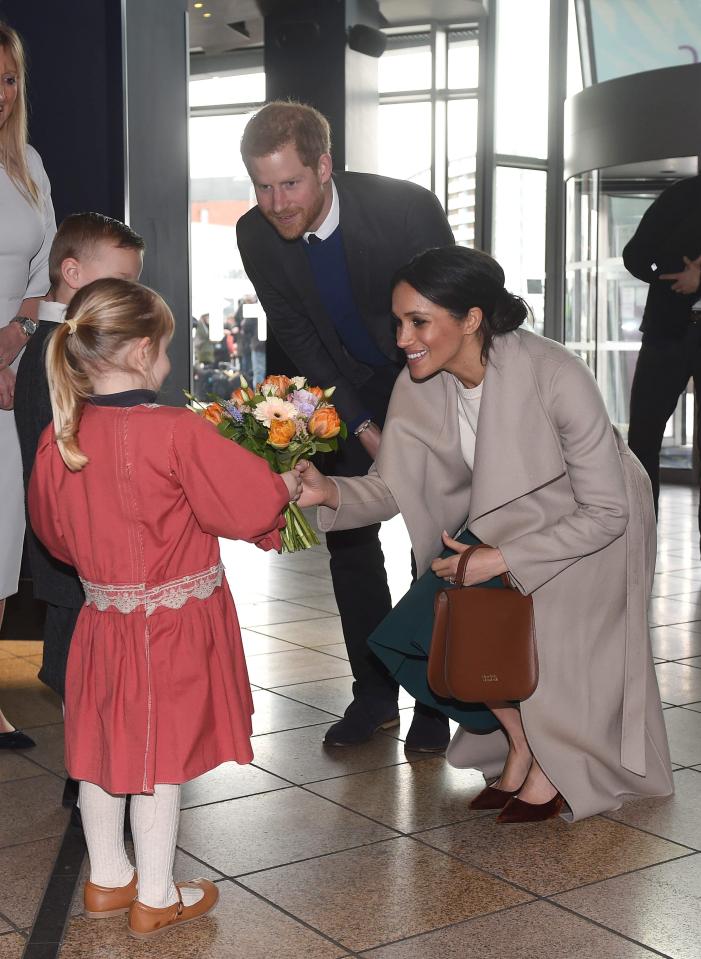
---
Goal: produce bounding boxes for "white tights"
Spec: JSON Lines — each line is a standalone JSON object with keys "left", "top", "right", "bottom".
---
{"left": 79, "top": 781, "right": 203, "bottom": 909}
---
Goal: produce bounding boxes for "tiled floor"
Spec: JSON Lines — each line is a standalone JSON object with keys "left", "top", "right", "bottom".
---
{"left": 4, "top": 489, "right": 701, "bottom": 956}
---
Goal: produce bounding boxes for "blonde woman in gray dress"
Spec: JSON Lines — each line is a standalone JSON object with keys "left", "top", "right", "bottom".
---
{"left": 0, "top": 22, "right": 55, "bottom": 748}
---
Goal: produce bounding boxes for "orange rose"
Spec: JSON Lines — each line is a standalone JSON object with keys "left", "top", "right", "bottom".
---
{"left": 268, "top": 418, "right": 296, "bottom": 449}
{"left": 261, "top": 374, "right": 292, "bottom": 397}
{"left": 309, "top": 406, "right": 341, "bottom": 440}
{"left": 202, "top": 403, "right": 224, "bottom": 425}
{"left": 307, "top": 385, "right": 324, "bottom": 400}
{"left": 231, "top": 385, "right": 255, "bottom": 406}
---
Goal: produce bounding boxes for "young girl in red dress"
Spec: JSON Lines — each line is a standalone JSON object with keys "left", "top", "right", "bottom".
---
{"left": 28, "top": 277, "right": 301, "bottom": 939}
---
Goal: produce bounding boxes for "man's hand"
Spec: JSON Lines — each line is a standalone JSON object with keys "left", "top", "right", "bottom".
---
{"left": 0, "top": 322, "right": 27, "bottom": 372}
{"left": 357, "top": 421, "right": 382, "bottom": 460}
{"left": 660, "top": 255, "right": 701, "bottom": 295}
{"left": 0, "top": 367, "right": 16, "bottom": 410}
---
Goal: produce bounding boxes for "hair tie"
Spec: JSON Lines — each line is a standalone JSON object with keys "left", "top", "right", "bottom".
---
{"left": 65, "top": 317, "right": 78, "bottom": 335}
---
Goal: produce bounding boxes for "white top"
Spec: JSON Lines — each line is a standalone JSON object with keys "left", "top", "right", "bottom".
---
{"left": 303, "top": 179, "right": 339, "bottom": 243}
{"left": 454, "top": 376, "right": 483, "bottom": 471}
{"left": 0, "top": 145, "right": 56, "bottom": 598}
{"left": 38, "top": 300, "right": 67, "bottom": 324}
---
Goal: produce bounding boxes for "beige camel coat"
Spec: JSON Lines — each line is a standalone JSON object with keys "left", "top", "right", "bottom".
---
{"left": 318, "top": 329, "right": 673, "bottom": 821}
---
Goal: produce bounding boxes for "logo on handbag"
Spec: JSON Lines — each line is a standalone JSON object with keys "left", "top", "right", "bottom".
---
{"left": 482, "top": 674, "right": 499, "bottom": 682}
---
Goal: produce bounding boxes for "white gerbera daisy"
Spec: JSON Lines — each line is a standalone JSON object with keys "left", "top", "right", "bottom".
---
{"left": 254, "top": 397, "right": 298, "bottom": 427}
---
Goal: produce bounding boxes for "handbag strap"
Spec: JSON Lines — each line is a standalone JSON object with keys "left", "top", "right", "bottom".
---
{"left": 455, "top": 544, "right": 512, "bottom": 588}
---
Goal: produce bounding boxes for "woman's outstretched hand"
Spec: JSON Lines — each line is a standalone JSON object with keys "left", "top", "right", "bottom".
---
{"left": 431, "top": 531, "right": 508, "bottom": 586}
{"left": 294, "top": 460, "right": 339, "bottom": 509}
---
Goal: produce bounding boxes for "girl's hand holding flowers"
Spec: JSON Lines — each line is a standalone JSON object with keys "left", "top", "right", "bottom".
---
{"left": 282, "top": 469, "right": 303, "bottom": 503}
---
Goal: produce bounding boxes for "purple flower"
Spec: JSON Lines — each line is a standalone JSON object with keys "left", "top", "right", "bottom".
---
{"left": 290, "top": 389, "right": 319, "bottom": 418}
{"left": 223, "top": 402, "right": 244, "bottom": 423}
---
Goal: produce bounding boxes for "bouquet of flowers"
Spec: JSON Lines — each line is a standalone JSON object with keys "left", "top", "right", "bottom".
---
{"left": 187, "top": 375, "right": 347, "bottom": 552}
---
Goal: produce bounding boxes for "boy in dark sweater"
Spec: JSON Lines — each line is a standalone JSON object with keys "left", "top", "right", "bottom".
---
{"left": 14, "top": 213, "right": 143, "bottom": 803}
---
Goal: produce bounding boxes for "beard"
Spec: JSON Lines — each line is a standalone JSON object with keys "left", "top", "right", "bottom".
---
{"left": 263, "top": 190, "right": 326, "bottom": 241}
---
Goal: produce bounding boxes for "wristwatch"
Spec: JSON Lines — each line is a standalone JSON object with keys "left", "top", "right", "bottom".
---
{"left": 10, "top": 315, "right": 38, "bottom": 338}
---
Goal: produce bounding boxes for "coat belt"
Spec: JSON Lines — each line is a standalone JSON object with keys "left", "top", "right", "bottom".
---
{"left": 618, "top": 434, "right": 651, "bottom": 778}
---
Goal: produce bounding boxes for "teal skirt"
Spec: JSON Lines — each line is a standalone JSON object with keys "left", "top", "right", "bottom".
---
{"left": 368, "top": 529, "right": 502, "bottom": 732}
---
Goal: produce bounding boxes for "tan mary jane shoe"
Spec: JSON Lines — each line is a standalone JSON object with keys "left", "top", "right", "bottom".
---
{"left": 84, "top": 871, "right": 138, "bottom": 919}
{"left": 127, "top": 878, "right": 219, "bottom": 939}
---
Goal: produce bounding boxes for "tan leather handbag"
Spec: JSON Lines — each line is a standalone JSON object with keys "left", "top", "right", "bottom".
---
{"left": 427, "top": 544, "right": 538, "bottom": 702}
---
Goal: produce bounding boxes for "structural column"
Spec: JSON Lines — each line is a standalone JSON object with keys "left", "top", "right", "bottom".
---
{"left": 0, "top": 0, "right": 191, "bottom": 405}
{"left": 263, "top": 0, "right": 382, "bottom": 172}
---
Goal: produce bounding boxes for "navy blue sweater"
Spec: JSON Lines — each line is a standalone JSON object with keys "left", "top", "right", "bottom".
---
{"left": 303, "top": 226, "right": 389, "bottom": 370}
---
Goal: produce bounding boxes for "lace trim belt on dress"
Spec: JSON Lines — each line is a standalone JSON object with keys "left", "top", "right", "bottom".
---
{"left": 80, "top": 563, "right": 224, "bottom": 617}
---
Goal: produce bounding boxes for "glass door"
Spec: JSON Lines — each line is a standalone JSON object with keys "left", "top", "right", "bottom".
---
{"left": 565, "top": 158, "right": 699, "bottom": 479}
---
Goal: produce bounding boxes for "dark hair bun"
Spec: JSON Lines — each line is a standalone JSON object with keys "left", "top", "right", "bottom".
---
{"left": 392, "top": 245, "right": 533, "bottom": 359}
{"left": 491, "top": 290, "right": 529, "bottom": 335}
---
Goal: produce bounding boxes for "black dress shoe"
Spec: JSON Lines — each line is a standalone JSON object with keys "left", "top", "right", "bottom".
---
{"left": 0, "top": 729, "right": 35, "bottom": 750}
{"left": 324, "top": 699, "right": 399, "bottom": 746}
{"left": 62, "top": 777, "right": 80, "bottom": 808}
{"left": 404, "top": 710, "right": 450, "bottom": 753}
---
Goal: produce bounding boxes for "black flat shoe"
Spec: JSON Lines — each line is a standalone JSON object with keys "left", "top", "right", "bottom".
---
{"left": 324, "top": 700, "right": 400, "bottom": 746}
{"left": 404, "top": 711, "right": 450, "bottom": 753}
{"left": 0, "top": 729, "right": 35, "bottom": 750}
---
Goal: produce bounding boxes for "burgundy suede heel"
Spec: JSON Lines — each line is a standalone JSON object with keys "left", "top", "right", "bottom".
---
{"left": 496, "top": 792, "right": 564, "bottom": 824}
{"left": 469, "top": 784, "right": 520, "bottom": 810}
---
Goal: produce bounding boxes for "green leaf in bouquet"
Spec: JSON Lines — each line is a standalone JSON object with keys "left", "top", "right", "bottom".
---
{"left": 338, "top": 422, "right": 348, "bottom": 440}
{"left": 219, "top": 420, "right": 240, "bottom": 439}
{"left": 240, "top": 436, "right": 261, "bottom": 455}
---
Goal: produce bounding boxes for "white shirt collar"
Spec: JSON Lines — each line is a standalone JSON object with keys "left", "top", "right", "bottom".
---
{"left": 304, "top": 179, "right": 339, "bottom": 243}
{"left": 38, "top": 300, "right": 68, "bottom": 324}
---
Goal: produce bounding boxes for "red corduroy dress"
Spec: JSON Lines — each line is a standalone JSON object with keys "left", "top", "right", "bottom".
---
{"left": 29, "top": 397, "right": 288, "bottom": 794}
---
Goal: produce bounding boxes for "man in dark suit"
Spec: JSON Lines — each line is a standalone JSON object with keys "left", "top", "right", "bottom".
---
{"left": 623, "top": 174, "right": 701, "bottom": 539}
{"left": 237, "top": 101, "right": 454, "bottom": 748}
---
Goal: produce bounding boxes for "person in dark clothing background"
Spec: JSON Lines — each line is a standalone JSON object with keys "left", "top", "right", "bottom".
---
{"left": 623, "top": 173, "right": 701, "bottom": 543}
{"left": 237, "top": 101, "right": 455, "bottom": 749}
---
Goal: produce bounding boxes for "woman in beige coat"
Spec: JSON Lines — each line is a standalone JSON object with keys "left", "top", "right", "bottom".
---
{"left": 298, "top": 246, "right": 673, "bottom": 823}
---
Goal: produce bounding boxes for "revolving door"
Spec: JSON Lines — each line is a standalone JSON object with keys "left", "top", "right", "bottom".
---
{"left": 564, "top": 158, "right": 699, "bottom": 480}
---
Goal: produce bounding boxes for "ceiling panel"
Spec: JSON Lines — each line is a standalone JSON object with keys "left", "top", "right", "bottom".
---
{"left": 188, "top": 0, "right": 486, "bottom": 55}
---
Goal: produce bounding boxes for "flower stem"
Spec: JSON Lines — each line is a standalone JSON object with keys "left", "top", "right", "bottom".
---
{"left": 281, "top": 502, "right": 319, "bottom": 552}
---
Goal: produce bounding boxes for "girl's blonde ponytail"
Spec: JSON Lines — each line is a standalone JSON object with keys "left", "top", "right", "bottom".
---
{"left": 45, "top": 321, "right": 91, "bottom": 471}
{"left": 44, "top": 278, "right": 174, "bottom": 472}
